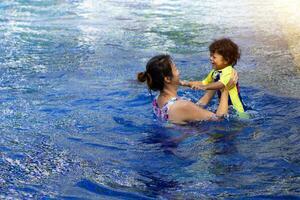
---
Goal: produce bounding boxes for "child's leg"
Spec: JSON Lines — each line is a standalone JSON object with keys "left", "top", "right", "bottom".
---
{"left": 196, "top": 90, "right": 216, "bottom": 107}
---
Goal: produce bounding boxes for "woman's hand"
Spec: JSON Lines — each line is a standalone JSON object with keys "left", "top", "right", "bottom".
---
{"left": 226, "top": 69, "right": 239, "bottom": 90}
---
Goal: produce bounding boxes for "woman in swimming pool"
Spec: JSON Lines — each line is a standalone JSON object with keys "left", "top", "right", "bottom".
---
{"left": 137, "top": 54, "right": 236, "bottom": 124}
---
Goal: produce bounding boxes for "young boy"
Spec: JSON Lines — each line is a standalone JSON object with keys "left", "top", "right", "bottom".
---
{"left": 181, "top": 38, "right": 246, "bottom": 113}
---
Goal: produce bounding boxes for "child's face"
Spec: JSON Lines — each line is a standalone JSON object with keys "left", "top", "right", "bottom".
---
{"left": 210, "top": 52, "right": 228, "bottom": 70}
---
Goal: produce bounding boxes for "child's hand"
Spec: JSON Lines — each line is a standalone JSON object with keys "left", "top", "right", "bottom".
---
{"left": 191, "top": 83, "right": 207, "bottom": 90}
{"left": 179, "top": 80, "right": 190, "bottom": 87}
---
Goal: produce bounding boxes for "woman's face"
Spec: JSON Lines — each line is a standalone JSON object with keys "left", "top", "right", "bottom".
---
{"left": 171, "top": 62, "right": 180, "bottom": 85}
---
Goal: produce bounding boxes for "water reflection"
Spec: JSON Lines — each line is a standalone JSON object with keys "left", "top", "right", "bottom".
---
{"left": 0, "top": 0, "right": 299, "bottom": 199}
{"left": 135, "top": 121, "right": 246, "bottom": 198}
{"left": 72, "top": 0, "right": 300, "bottom": 98}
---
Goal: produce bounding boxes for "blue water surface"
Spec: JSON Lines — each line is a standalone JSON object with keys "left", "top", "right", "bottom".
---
{"left": 0, "top": 0, "right": 300, "bottom": 199}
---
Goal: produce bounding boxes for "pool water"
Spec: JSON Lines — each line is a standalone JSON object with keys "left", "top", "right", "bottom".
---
{"left": 0, "top": 0, "right": 300, "bottom": 199}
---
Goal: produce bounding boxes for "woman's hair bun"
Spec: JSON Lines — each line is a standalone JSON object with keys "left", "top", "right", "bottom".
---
{"left": 137, "top": 72, "right": 147, "bottom": 82}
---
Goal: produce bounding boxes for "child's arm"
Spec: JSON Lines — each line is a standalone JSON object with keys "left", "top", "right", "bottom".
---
{"left": 188, "top": 81, "right": 203, "bottom": 86}
{"left": 192, "top": 81, "right": 224, "bottom": 90}
{"left": 202, "top": 81, "right": 224, "bottom": 90}
{"left": 179, "top": 80, "right": 203, "bottom": 87}
{"left": 193, "top": 69, "right": 239, "bottom": 90}
{"left": 181, "top": 69, "right": 215, "bottom": 88}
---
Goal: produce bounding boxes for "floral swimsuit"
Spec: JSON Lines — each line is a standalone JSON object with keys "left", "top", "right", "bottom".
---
{"left": 152, "top": 96, "right": 179, "bottom": 121}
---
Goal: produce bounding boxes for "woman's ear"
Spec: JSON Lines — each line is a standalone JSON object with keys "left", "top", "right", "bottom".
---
{"left": 164, "top": 76, "right": 172, "bottom": 83}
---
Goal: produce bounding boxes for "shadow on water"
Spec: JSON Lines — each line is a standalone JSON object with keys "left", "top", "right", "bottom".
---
{"left": 75, "top": 179, "right": 154, "bottom": 200}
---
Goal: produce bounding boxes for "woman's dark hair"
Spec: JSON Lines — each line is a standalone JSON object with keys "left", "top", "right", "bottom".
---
{"left": 209, "top": 38, "right": 240, "bottom": 66}
{"left": 137, "top": 54, "right": 173, "bottom": 91}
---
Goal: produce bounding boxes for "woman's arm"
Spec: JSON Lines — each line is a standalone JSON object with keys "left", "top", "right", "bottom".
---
{"left": 168, "top": 90, "right": 229, "bottom": 124}
{"left": 216, "top": 88, "right": 229, "bottom": 117}
{"left": 197, "top": 90, "right": 216, "bottom": 107}
{"left": 226, "top": 69, "right": 238, "bottom": 90}
{"left": 167, "top": 100, "right": 217, "bottom": 124}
